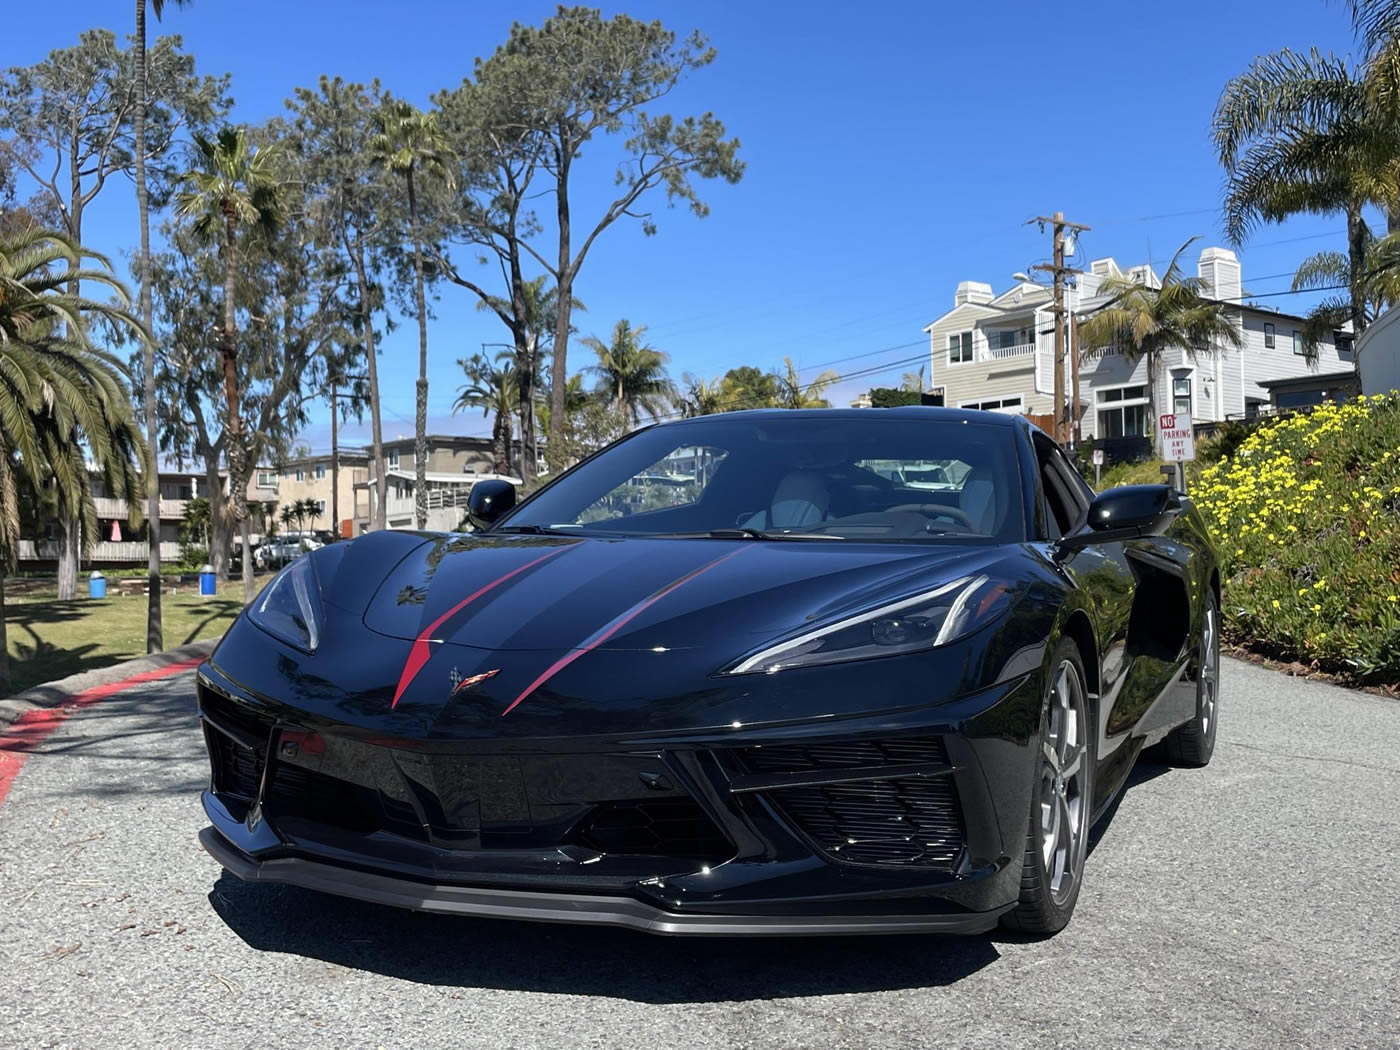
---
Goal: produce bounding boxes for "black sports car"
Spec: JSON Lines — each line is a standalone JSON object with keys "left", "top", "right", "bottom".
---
{"left": 196, "top": 408, "right": 1221, "bottom": 936}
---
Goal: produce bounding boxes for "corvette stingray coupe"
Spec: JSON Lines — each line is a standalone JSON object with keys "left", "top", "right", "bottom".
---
{"left": 196, "top": 408, "right": 1221, "bottom": 936}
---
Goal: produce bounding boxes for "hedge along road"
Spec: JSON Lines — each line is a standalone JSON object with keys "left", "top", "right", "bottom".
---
{"left": 0, "top": 658, "right": 1397, "bottom": 1050}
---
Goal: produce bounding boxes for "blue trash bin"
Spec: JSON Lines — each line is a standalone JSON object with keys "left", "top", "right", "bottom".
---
{"left": 199, "top": 563, "right": 216, "bottom": 597}
{"left": 89, "top": 570, "right": 107, "bottom": 599}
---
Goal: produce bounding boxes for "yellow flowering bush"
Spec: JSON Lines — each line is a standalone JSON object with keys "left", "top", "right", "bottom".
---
{"left": 1192, "top": 393, "right": 1400, "bottom": 681}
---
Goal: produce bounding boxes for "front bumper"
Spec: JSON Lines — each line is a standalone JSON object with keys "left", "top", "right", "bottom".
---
{"left": 199, "top": 825, "right": 1011, "bottom": 936}
{"left": 194, "top": 642, "right": 1048, "bottom": 935}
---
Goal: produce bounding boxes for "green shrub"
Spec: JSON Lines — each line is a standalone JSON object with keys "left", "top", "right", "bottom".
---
{"left": 1193, "top": 395, "right": 1400, "bottom": 682}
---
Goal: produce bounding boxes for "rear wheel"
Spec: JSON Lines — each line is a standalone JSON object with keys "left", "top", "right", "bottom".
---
{"left": 1164, "top": 592, "right": 1220, "bottom": 767}
{"left": 1002, "top": 638, "right": 1094, "bottom": 935}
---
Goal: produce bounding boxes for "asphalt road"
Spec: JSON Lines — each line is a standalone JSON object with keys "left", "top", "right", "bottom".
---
{"left": 1, "top": 659, "right": 1397, "bottom": 1050}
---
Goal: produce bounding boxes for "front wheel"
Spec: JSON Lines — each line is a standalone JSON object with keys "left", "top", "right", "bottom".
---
{"left": 1164, "top": 591, "right": 1220, "bottom": 767}
{"left": 1002, "top": 638, "right": 1094, "bottom": 935}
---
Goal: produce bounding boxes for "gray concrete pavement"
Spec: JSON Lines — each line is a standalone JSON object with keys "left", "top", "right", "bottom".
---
{"left": 0, "top": 658, "right": 1396, "bottom": 1049}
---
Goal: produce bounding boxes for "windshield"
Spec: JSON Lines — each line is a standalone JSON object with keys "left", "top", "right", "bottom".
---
{"left": 497, "top": 414, "right": 1026, "bottom": 543}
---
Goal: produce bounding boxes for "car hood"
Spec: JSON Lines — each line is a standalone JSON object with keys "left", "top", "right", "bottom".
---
{"left": 345, "top": 532, "right": 1005, "bottom": 655}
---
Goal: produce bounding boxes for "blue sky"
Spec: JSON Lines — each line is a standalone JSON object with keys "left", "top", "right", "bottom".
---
{"left": 7, "top": 0, "right": 1364, "bottom": 454}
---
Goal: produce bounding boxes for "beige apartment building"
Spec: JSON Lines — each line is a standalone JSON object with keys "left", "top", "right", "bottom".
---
{"left": 276, "top": 450, "right": 370, "bottom": 538}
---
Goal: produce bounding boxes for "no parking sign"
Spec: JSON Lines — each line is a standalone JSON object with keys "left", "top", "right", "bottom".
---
{"left": 1158, "top": 413, "right": 1195, "bottom": 462}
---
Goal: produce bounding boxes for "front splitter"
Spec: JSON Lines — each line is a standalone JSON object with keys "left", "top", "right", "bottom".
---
{"left": 199, "top": 826, "right": 1010, "bottom": 937}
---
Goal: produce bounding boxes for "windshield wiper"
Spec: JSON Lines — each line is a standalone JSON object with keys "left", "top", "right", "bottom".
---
{"left": 493, "top": 524, "right": 575, "bottom": 535}
{"left": 706, "top": 528, "right": 775, "bottom": 540}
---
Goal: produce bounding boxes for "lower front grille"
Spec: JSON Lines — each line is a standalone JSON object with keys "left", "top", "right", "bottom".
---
{"left": 573, "top": 800, "right": 733, "bottom": 864}
{"left": 735, "top": 737, "right": 965, "bottom": 870}
{"left": 200, "top": 689, "right": 273, "bottom": 800}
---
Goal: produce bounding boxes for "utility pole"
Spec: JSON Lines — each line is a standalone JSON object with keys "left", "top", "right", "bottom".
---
{"left": 1032, "top": 212, "right": 1090, "bottom": 445}
{"left": 330, "top": 379, "right": 340, "bottom": 540}
{"left": 1070, "top": 310, "right": 1082, "bottom": 444}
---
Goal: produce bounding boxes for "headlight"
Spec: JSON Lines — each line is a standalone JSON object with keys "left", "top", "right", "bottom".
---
{"left": 247, "top": 554, "right": 324, "bottom": 652}
{"left": 725, "top": 575, "right": 1011, "bottom": 676}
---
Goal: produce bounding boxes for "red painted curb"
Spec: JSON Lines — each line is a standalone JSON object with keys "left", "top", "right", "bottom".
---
{"left": 0, "top": 656, "right": 206, "bottom": 810}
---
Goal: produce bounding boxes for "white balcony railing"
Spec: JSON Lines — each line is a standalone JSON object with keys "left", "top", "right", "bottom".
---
{"left": 986, "top": 341, "right": 1036, "bottom": 360}
{"left": 92, "top": 496, "right": 190, "bottom": 520}
{"left": 17, "top": 539, "right": 183, "bottom": 562}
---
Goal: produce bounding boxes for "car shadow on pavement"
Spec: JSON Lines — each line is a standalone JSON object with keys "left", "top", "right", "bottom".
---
{"left": 208, "top": 872, "right": 1002, "bottom": 1001}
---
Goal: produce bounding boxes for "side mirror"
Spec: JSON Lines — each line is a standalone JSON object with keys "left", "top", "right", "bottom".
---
{"left": 1060, "top": 484, "right": 1180, "bottom": 549}
{"left": 466, "top": 478, "right": 516, "bottom": 529}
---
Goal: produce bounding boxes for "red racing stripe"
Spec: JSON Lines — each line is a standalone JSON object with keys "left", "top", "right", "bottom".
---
{"left": 390, "top": 543, "right": 577, "bottom": 708}
{"left": 500, "top": 545, "right": 752, "bottom": 717}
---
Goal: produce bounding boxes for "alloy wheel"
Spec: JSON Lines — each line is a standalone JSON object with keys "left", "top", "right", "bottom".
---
{"left": 1039, "top": 659, "right": 1088, "bottom": 907}
{"left": 1200, "top": 605, "right": 1219, "bottom": 737}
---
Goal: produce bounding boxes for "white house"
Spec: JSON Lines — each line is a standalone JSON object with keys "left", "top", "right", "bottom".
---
{"left": 922, "top": 245, "right": 1356, "bottom": 440}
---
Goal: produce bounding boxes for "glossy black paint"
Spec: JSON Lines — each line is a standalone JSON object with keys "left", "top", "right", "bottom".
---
{"left": 196, "top": 407, "right": 1220, "bottom": 934}
{"left": 465, "top": 478, "right": 516, "bottom": 528}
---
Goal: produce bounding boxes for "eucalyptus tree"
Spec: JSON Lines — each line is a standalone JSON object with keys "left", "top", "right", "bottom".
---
{"left": 1077, "top": 239, "right": 1243, "bottom": 422}
{"left": 0, "top": 29, "right": 227, "bottom": 596}
{"left": 176, "top": 127, "right": 285, "bottom": 603}
{"left": 288, "top": 77, "right": 397, "bottom": 530}
{"left": 0, "top": 229, "right": 147, "bottom": 692}
{"left": 371, "top": 98, "right": 454, "bottom": 529}
{"left": 467, "top": 8, "right": 744, "bottom": 471}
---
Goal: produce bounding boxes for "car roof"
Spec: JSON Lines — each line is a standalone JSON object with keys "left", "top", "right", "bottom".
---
{"left": 650, "top": 406, "right": 1030, "bottom": 431}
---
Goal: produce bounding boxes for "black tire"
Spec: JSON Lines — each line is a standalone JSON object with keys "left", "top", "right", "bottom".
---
{"left": 1001, "top": 637, "right": 1095, "bottom": 935}
{"left": 1164, "top": 591, "right": 1220, "bottom": 768}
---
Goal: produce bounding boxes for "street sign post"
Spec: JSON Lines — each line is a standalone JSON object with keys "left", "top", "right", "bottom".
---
{"left": 1157, "top": 413, "right": 1194, "bottom": 491}
{"left": 1092, "top": 446, "right": 1104, "bottom": 486}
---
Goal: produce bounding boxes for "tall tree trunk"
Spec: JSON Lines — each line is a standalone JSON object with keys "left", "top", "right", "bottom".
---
{"left": 348, "top": 231, "right": 386, "bottom": 531}
{"left": 204, "top": 458, "right": 230, "bottom": 579}
{"left": 1347, "top": 201, "right": 1368, "bottom": 383}
{"left": 520, "top": 333, "right": 537, "bottom": 487}
{"left": 135, "top": 0, "right": 163, "bottom": 651}
{"left": 0, "top": 567, "right": 8, "bottom": 696}
{"left": 56, "top": 194, "right": 85, "bottom": 601}
{"left": 219, "top": 209, "right": 253, "bottom": 605}
{"left": 408, "top": 168, "right": 430, "bottom": 532}
{"left": 548, "top": 155, "right": 572, "bottom": 475}
{"left": 330, "top": 379, "right": 339, "bottom": 540}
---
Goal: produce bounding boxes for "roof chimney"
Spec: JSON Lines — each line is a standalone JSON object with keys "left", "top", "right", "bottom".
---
{"left": 954, "top": 281, "right": 995, "bottom": 307}
{"left": 1198, "top": 246, "right": 1241, "bottom": 303}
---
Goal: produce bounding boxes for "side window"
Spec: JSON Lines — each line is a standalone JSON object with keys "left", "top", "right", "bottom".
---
{"left": 1032, "top": 435, "right": 1084, "bottom": 539}
{"left": 577, "top": 445, "right": 729, "bottom": 524}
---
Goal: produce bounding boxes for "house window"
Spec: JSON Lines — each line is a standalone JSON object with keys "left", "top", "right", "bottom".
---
{"left": 256, "top": 471, "right": 276, "bottom": 488}
{"left": 1172, "top": 376, "right": 1192, "bottom": 420}
{"left": 315, "top": 464, "right": 326, "bottom": 480}
{"left": 960, "top": 396, "right": 1023, "bottom": 413}
{"left": 1096, "top": 384, "right": 1149, "bottom": 438}
{"left": 947, "top": 331, "right": 974, "bottom": 364}
{"left": 1264, "top": 322, "right": 1275, "bottom": 349}
{"left": 1335, "top": 331, "right": 1355, "bottom": 361}
{"left": 295, "top": 468, "right": 304, "bottom": 482}
{"left": 316, "top": 499, "right": 326, "bottom": 514}
{"left": 1293, "top": 330, "right": 1305, "bottom": 356}
{"left": 387, "top": 450, "right": 400, "bottom": 469}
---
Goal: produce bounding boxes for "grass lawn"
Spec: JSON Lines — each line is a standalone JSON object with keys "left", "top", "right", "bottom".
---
{"left": 4, "top": 582, "right": 265, "bottom": 696}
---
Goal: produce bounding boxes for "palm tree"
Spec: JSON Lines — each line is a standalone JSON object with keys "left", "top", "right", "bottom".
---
{"left": 176, "top": 126, "right": 284, "bottom": 605}
{"left": 453, "top": 352, "right": 517, "bottom": 475}
{"left": 1213, "top": 47, "right": 1400, "bottom": 355}
{"left": 278, "top": 503, "right": 295, "bottom": 536}
{"left": 581, "top": 320, "right": 675, "bottom": 427}
{"left": 1077, "top": 239, "right": 1244, "bottom": 425}
{"left": 1, "top": 229, "right": 147, "bottom": 694}
{"left": 901, "top": 366, "right": 926, "bottom": 394}
{"left": 299, "top": 497, "right": 320, "bottom": 536}
{"left": 777, "top": 356, "right": 839, "bottom": 409}
{"left": 371, "top": 99, "right": 455, "bottom": 530}
{"left": 135, "top": 0, "right": 192, "bottom": 653}
{"left": 675, "top": 372, "right": 724, "bottom": 417}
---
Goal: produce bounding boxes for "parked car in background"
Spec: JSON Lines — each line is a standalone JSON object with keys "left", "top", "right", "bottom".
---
{"left": 255, "top": 536, "right": 323, "bottom": 571}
